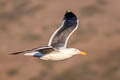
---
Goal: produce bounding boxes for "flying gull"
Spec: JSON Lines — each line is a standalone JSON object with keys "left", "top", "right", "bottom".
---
{"left": 11, "top": 10, "right": 86, "bottom": 60}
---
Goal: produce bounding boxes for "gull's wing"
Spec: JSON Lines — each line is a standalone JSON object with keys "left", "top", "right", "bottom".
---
{"left": 48, "top": 10, "right": 78, "bottom": 49}
{"left": 10, "top": 46, "right": 54, "bottom": 55}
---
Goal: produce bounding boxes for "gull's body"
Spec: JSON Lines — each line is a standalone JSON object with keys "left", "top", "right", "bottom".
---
{"left": 29, "top": 48, "right": 79, "bottom": 60}
{"left": 40, "top": 49, "right": 74, "bottom": 60}
{"left": 11, "top": 10, "right": 86, "bottom": 61}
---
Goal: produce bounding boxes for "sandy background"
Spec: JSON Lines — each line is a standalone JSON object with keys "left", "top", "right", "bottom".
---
{"left": 0, "top": 0, "right": 120, "bottom": 80}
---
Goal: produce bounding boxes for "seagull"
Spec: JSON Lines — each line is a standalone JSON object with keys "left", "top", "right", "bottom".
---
{"left": 11, "top": 10, "right": 86, "bottom": 60}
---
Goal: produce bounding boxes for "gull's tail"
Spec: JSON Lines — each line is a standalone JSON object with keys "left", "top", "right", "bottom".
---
{"left": 24, "top": 52, "right": 37, "bottom": 56}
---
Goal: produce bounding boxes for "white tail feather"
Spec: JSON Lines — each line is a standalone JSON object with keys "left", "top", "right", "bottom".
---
{"left": 24, "top": 52, "right": 38, "bottom": 56}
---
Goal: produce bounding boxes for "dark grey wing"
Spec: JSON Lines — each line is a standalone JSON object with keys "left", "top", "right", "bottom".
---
{"left": 37, "top": 47, "right": 56, "bottom": 54}
{"left": 48, "top": 10, "right": 78, "bottom": 49}
{"left": 10, "top": 46, "right": 54, "bottom": 55}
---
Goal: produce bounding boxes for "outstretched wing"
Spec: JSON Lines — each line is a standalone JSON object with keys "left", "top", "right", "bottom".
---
{"left": 10, "top": 46, "right": 54, "bottom": 55}
{"left": 48, "top": 10, "right": 78, "bottom": 49}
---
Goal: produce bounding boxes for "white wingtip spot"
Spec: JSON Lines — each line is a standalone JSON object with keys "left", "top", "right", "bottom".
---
{"left": 66, "top": 10, "right": 71, "bottom": 13}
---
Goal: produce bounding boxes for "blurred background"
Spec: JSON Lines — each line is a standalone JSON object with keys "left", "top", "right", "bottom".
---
{"left": 0, "top": 0, "right": 120, "bottom": 80}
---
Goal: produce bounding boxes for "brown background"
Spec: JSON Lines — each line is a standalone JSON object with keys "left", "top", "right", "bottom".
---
{"left": 0, "top": 0, "right": 120, "bottom": 80}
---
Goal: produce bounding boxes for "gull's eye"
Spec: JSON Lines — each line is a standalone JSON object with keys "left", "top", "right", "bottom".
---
{"left": 75, "top": 50, "right": 77, "bottom": 51}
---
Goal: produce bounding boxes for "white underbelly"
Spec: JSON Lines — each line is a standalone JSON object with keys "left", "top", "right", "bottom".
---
{"left": 40, "top": 53, "right": 73, "bottom": 60}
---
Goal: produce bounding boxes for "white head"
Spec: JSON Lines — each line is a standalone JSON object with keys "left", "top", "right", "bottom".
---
{"left": 68, "top": 48, "right": 87, "bottom": 56}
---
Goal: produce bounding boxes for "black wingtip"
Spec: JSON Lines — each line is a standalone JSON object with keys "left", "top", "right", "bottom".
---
{"left": 10, "top": 52, "right": 23, "bottom": 55}
{"left": 64, "top": 10, "right": 77, "bottom": 20}
{"left": 10, "top": 50, "right": 29, "bottom": 55}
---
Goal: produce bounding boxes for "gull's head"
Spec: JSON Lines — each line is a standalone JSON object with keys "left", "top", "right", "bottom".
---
{"left": 72, "top": 48, "right": 87, "bottom": 56}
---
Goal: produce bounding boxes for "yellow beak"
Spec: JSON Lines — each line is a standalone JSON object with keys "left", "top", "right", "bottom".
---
{"left": 80, "top": 51, "right": 87, "bottom": 56}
